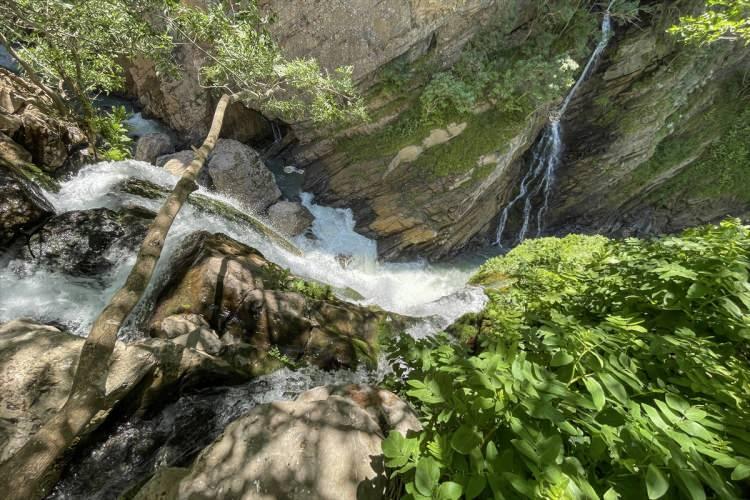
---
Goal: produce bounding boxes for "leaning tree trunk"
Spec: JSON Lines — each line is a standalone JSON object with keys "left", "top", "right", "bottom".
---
{"left": 0, "top": 94, "right": 233, "bottom": 500}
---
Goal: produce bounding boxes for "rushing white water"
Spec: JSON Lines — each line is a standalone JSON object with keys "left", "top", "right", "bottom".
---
{"left": 0, "top": 160, "right": 485, "bottom": 337}
{"left": 495, "top": 8, "right": 613, "bottom": 248}
{"left": 124, "top": 112, "right": 172, "bottom": 138}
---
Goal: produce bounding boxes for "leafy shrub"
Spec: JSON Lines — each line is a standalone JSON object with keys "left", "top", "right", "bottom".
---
{"left": 92, "top": 105, "right": 133, "bottom": 161}
{"left": 420, "top": 73, "right": 477, "bottom": 123}
{"left": 384, "top": 220, "right": 750, "bottom": 499}
{"left": 416, "top": 0, "right": 599, "bottom": 122}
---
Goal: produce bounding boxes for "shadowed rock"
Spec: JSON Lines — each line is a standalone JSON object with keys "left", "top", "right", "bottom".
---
{"left": 149, "top": 231, "right": 400, "bottom": 369}
{"left": 21, "top": 206, "right": 155, "bottom": 277}
{"left": 133, "top": 384, "right": 420, "bottom": 500}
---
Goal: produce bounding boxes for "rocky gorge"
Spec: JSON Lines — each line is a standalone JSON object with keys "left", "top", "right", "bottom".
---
{"left": 0, "top": 0, "right": 749, "bottom": 498}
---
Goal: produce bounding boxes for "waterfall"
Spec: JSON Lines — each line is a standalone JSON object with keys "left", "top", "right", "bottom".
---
{"left": 271, "top": 121, "right": 283, "bottom": 143}
{"left": 495, "top": 7, "right": 614, "bottom": 248}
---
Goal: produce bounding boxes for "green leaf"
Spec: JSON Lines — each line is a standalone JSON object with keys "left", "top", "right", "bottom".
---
{"left": 465, "top": 474, "right": 487, "bottom": 500}
{"left": 603, "top": 487, "right": 620, "bottom": 500}
{"left": 600, "top": 373, "right": 628, "bottom": 404}
{"left": 415, "top": 457, "right": 441, "bottom": 497}
{"left": 731, "top": 464, "right": 750, "bottom": 481}
{"left": 436, "top": 481, "right": 463, "bottom": 500}
{"left": 551, "top": 350, "right": 574, "bottom": 367}
{"left": 583, "top": 377, "right": 606, "bottom": 411}
{"left": 646, "top": 464, "right": 669, "bottom": 499}
{"left": 686, "top": 282, "right": 709, "bottom": 299}
{"left": 675, "top": 469, "right": 705, "bottom": 500}
{"left": 451, "top": 425, "right": 482, "bottom": 455}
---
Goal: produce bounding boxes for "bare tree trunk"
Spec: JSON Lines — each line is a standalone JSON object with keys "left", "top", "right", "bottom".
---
{"left": 0, "top": 94, "right": 233, "bottom": 500}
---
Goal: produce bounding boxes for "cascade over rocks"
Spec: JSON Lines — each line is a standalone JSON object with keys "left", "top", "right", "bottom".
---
{"left": 0, "top": 165, "right": 54, "bottom": 247}
{"left": 0, "top": 68, "right": 87, "bottom": 173}
{"left": 21, "top": 206, "right": 155, "bottom": 278}
{"left": 123, "top": 0, "right": 749, "bottom": 259}
{"left": 132, "top": 384, "right": 421, "bottom": 500}
{"left": 148, "top": 231, "right": 397, "bottom": 370}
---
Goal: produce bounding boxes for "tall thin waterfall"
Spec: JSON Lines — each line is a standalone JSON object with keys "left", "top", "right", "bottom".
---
{"left": 495, "top": 7, "right": 614, "bottom": 247}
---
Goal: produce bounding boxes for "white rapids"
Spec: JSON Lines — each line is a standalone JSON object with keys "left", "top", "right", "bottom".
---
{"left": 0, "top": 160, "right": 486, "bottom": 337}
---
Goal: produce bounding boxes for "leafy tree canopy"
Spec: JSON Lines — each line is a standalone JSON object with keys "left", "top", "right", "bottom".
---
{"left": 0, "top": 0, "right": 365, "bottom": 158}
{"left": 670, "top": 0, "right": 750, "bottom": 44}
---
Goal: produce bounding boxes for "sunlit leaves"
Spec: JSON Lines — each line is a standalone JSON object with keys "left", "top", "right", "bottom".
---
{"left": 165, "top": 1, "right": 366, "bottom": 124}
{"left": 669, "top": 0, "right": 750, "bottom": 45}
{"left": 384, "top": 219, "right": 750, "bottom": 499}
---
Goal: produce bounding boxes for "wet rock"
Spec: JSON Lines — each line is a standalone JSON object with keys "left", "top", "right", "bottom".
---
{"left": 149, "top": 231, "right": 396, "bottom": 369}
{"left": 134, "top": 132, "right": 174, "bottom": 164}
{"left": 206, "top": 139, "right": 281, "bottom": 211}
{"left": 0, "top": 164, "right": 54, "bottom": 247}
{"left": 267, "top": 200, "right": 314, "bottom": 237}
{"left": 135, "top": 384, "right": 420, "bottom": 500}
{"left": 156, "top": 149, "right": 195, "bottom": 177}
{"left": 22, "top": 207, "right": 154, "bottom": 277}
{"left": 0, "top": 319, "right": 157, "bottom": 463}
{"left": 0, "top": 68, "right": 87, "bottom": 172}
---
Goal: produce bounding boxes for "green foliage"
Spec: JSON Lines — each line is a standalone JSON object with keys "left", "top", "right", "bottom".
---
{"left": 268, "top": 345, "right": 299, "bottom": 369}
{"left": 384, "top": 221, "right": 750, "bottom": 499}
{"left": 93, "top": 106, "right": 133, "bottom": 161}
{"left": 0, "top": 0, "right": 173, "bottom": 152}
{"left": 166, "top": 1, "right": 367, "bottom": 124}
{"left": 0, "top": 0, "right": 172, "bottom": 96}
{"left": 669, "top": 0, "right": 750, "bottom": 45}
{"left": 287, "top": 279, "right": 334, "bottom": 301}
{"left": 418, "top": 0, "right": 599, "bottom": 122}
{"left": 622, "top": 78, "right": 750, "bottom": 205}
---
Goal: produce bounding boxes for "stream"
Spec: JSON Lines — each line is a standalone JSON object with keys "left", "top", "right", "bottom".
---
{"left": 0, "top": 154, "right": 487, "bottom": 497}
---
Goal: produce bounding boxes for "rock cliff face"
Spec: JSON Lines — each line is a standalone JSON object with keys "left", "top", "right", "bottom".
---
{"left": 544, "top": 15, "right": 750, "bottom": 238}
{"left": 126, "top": 1, "right": 750, "bottom": 260}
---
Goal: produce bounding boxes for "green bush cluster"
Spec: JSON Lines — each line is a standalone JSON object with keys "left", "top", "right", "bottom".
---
{"left": 417, "top": 0, "right": 600, "bottom": 123}
{"left": 384, "top": 221, "right": 750, "bottom": 499}
{"left": 93, "top": 105, "right": 133, "bottom": 161}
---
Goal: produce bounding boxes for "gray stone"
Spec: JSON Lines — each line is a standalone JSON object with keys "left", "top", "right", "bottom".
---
{"left": 135, "top": 133, "right": 175, "bottom": 164}
{"left": 153, "top": 313, "right": 211, "bottom": 340}
{"left": 267, "top": 200, "right": 314, "bottom": 237}
{"left": 0, "top": 165, "right": 54, "bottom": 246}
{"left": 156, "top": 150, "right": 195, "bottom": 177}
{"left": 0, "top": 68, "right": 87, "bottom": 172}
{"left": 173, "top": 328, "right": 223, "bottom": 356}
{"left": 0, "top": 319, "right": 157, "bottom": 463}
{"left": 135, "top": 384, "right": 420, "bottom": 500}
{"left": 206, "top": 139, "right": 281, "bottom": 211}
{"left": 22, "top": 207, "right": 154, "bottom": 277}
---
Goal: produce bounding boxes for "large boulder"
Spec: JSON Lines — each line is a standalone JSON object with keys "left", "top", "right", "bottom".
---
{"left": 268, "top": 200, "right": 314, "bottom": 237}
{"left": 0, "top": 319, "right": 157, "bottom": 463}
{"left": 0, "top": 164, "right": 54, "bottom": 247}
{"left": 21, "top": 206, "right": 154, "bottom": 277}
{"left": 0, "top": 68, "right": 87, "bottom": 173}
{"left": 133, "top": 384, "right": 420, "bottom": 500}
{"left": 148, "top": 231, "right": 396, "bottom": 369}
{"left": 134, "top": 132, "right": 175, "bottom": 164}
{"left": 205, "top": 139, "right": 281, "bottom": 212}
